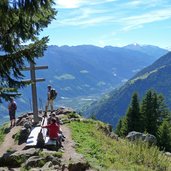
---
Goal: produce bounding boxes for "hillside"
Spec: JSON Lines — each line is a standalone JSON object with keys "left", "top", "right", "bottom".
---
{"left": 83, "top": 52, "right": 171, "bottom": 127}
{"left": 0, "top": 45, "right": 168, "bottom": 125}
{"left": 0, "top": 110, "right": 170, "bottom": 171}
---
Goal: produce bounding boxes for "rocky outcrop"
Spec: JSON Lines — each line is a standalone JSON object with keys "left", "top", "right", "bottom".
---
{"left": 97, "top": 123, "right": 118, "bottom": 141}
{"left": 25, "top": 156, "right": 45, "bottom": 168}
{"left": 126, "top": 131, "right": 157, "bottom": 144}
{"left": 165, "top": 152, "right": 171, "bottom": 157}
{"left": 55, "top": 107, "right": 76, "bottom": 115}
{"left": 0, "top": 148, "right": 62, "bottom": 170}
{"left": 0, "top": 148, "right": 39, "bottom": 167}
{"left": 68, "top": 161, "right": 90, "bottom": 171}
{"left": 0, "top": 109, "right": 93, "bottom": 171}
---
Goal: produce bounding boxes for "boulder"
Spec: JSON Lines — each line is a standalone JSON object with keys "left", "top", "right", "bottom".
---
{"left": 110, "top": 132, "right": 119, "bottom": 141}
{"left": 12, "top": 148, "right": 39, "bottom": 157}
{"left": 55, "top": 107, "right": 76, "bottom": 115}
{"left": 25, "top": 156, "right": 45, "bottom": 168}
{"left": 16, "top": 114, "right": 34, "bottom": 127}
{"left": 165, "top": 152, "right": 171, "bottom": 157}
{"left": 126, "top": 131, "right": 157, "bottom": 144}
{"left": 144, "top": 134, "right": 157, "bottom": 144}
{"left": 68, "top": 161, "right": 90, "bottom": 171}
{"left": 18, "top": 128, "right": 31, "bottom": 144}
{"left": 42, "top": 161, "right": 53, "bottom": 169}
{"left": 45, "top": 155, "right": 61, "bottom": 165}
{"left": 97, "top": 124, "right": 113, "bottom": 136}
{"left": 24, "top": 120, "right": 32, "bottom": 129}
{"left": 0, "top": 148, "right": 39, "bottom": 167}
{"left": 0, "top": 167, "right": 9, "bottom": 171}
{"left": 126, "top": 131, "right": 144, "bottom": 141}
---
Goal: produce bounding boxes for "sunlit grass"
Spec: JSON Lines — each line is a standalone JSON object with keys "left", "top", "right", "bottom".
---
{"left": 68, "top": 120, "right": 171, "bottom": 171}
{"left": 0, "top": 123, "right": 9, "bottom": 145}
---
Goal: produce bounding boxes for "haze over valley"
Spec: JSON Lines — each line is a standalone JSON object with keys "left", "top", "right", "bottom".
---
{"left": 0, "top": 44, "right": 168, "bottom": 125}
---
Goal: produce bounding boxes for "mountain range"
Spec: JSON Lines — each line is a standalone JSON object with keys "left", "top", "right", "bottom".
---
{"left": 83, "top": 51, "right": 171, "bottom": 127}
{"left": 0, "top": 44, "right": 168, "bottom": 125}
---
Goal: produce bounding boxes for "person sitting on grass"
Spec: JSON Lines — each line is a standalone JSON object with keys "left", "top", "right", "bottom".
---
{"left": 42, "top": 117, "right": 62, "bottom": 148}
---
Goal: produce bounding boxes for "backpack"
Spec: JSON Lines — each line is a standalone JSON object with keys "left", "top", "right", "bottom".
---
{"left": 50, "top": 89, "right": 57, "bottom": 100}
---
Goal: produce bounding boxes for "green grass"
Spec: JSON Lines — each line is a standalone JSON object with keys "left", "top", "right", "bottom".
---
{"left": 0, "top": 123, "right": 9, "bottom": 145}
{"left": 68, "top": 120, "right": 171, "bottom": 171}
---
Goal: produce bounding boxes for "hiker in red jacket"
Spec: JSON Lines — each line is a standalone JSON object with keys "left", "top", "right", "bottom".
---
{"left": 42, "top": 117, "right": 62, "bottom": 147}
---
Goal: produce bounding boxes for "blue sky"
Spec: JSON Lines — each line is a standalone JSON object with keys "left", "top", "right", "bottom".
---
{"left": 41, "top": 0, "right": 171, "bottom": 48}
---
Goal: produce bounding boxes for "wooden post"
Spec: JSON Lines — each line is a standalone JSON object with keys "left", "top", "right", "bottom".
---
{"left": 30, "top": 61, "right": 39, "bottom": 123}
{"left": 22, "top": 61, "right": 48, "bottom": 124}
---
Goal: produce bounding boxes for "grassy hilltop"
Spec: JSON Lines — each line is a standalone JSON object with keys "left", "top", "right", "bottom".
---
{"left": 68, "top": 119, "right": 171, "bottom": 171}
{"left": 0, "top": 113, "right": 171, "bottom": 171}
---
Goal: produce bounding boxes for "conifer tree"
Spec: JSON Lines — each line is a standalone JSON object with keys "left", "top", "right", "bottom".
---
{"left": 115, "top": 118, "right": 123, "bottom": 136}
{"left": 157, "top": 120, "right": 171, "bottom": 151}
{"left": 0, "top": 0, "right": 56, "bottom": 100}
{"left": 157, "top": 94, "right": 171, "bottom": 124}
{"left": 140, "top": 90, "right": 170, "bottom": 136}
{"left": 116, "top": 92, "right": 141, "bottom": 136}
{"left": 125, "top": 93, "right": 141, "bottom": 132}
{"left": 140, "top": 90, "right": 158, "bottom": 135}
{"left": 118, "top": 116, "right": 128, "bottom": 136}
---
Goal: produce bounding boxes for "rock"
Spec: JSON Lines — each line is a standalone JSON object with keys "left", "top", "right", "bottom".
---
{"left": 126, "top": 131, "right": 143, "bottom": 141}
{"left": 18, "top": 128, "right": 31, "bottom": 144}
{"left": 25, "top": 156, "right": 45, "bottom": 168}
{"left": 51, "top": 157, "right": 61, "bottom": 165}
{"left": 24, "top": 120, "right": 32, "bottom": 129}
{"left": 126, "top": 131, "right": 157, "bottom": 145}
{"left": 12, "top": 148, "right": 39, "bottom": 157}
{"left": 0, "top": 167, "right": 9, "bottom": 171}
{"left": 69, "top": 118, "right": 80, "bottom": 122}
{"left": 16, "top": 117, "right": 27, "bottom": 126}
{"left": 97, "top": 124, "right": 113, "bottom": 136}
{"left": 144, "top": 134, "right": 157, "bottom": 144}
{"left": 68, "top": 161, "right": 90, "bottom": 171}
{"left": 61, "top": 119, "right": 71, "bottom": 124}
{"left": 165, "top": 152, "right": 171, "bottom": 157}
{"left": 16, "top": 114, "right": 33, "bottom": 126}
{"left": 7, "top": 168, "right": 20, "bottom": 171}
{"left": 45, "top": 155, "right": 61, "bottom": 165}
{"left": 55, "top": 107, "right": 76, "bottom": 115}
{"left": 0, "top": 148, "right": 39, "bottom": 167}
{"left": 42, "top": 161, "right": 53, "bottom": 170}
{"left": 110, "top": 132, "right": 119, "bottom": 141}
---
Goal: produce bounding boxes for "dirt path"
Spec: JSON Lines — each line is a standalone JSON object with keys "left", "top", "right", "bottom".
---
{"left": 61, "top": 124, "right": 94, "bottom": 171}
{"left": 0, "top": 119, "right": 93, "bottom": 170}
{"left": 61, "top": 125, "right": 85, "bottom": 163}
{"left": 0, "top": 126, "right": 25, "bottom": 156}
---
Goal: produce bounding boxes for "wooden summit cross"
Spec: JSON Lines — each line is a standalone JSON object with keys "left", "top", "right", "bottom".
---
{"left": 23, "top": 60, "right": 48, "bottom": 123}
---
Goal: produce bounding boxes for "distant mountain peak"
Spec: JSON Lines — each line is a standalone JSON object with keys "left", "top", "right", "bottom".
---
{"left": 124, "top": 43, "right": 141, "bottom": 47}
{"left": 132, "top": 43, "right": 140, "bottom": 46}
{"left": 165, "top": 46, "right": 171, "bottom": 51}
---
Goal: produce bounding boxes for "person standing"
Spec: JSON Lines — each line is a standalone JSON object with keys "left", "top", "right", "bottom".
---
{"left": 45, "top": 85, "right": 57, "bottom": 113}
{"left": 8, "top": 97, "right": 17, "bottom": 128}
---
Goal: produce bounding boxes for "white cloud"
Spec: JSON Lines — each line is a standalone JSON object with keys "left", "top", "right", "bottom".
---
{"left": 55, "top": 0, "right": 117, "bottom": 9}
{"left": 123, "top": 0, "right": 165, "bottom": 8}
{"left": 53, "top": 0, "right": 171, "bottom": 31}
{"left": 58, "top": 15, "right": 114, "bottom": 27}
{"left": 121, "top": 8, "right": 171, "bottom": 31}
{"left": 55, "top": 0, "right": 81, "bottom": 8}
